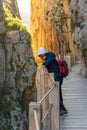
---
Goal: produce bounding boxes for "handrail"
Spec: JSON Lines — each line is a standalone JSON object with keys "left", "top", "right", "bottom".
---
{"left": 37, "top": 68, "right": 54, "bottom": 83}
{"left": 39, "top": 83, "right": 56, "bottom": 104}
{"left": 41, "top": 104, "right": 53, "bottom": 123}
{"left": 29, "top": 68, "right": 60, "bottom": 130}
{"left": 34, "top": 109, "right": 40, "bottom": 130}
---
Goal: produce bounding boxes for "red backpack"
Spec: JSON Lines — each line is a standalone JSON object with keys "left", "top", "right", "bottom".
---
{"left": 56, "top": 59, "right": 69, "bottom": 78}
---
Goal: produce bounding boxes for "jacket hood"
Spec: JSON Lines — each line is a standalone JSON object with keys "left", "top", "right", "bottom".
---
{"left": 45, "top": 52, "right": 56, "bottom": 59}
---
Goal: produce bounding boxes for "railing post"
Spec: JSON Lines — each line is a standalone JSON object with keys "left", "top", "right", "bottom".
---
{"left": 49, "top": 74, "right": 60, "bottom": 130}
{"left": 36, "top": 66, "right": 49, "bottom": 101}
{"left": 29, "top": 102, "right": 42, "bottom": 130}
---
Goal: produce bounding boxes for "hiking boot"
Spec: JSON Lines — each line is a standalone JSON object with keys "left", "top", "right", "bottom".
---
{"left": 60, "top": 109, "right": 68, "bottom": 116}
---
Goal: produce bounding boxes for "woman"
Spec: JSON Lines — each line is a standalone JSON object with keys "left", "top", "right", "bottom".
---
{"left": 37, "top": 47, "right": 68, "bottom": 116}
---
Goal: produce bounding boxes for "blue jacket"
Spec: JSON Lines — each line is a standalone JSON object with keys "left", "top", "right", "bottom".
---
{"left": 42, "top": 52, "right": 63, "bottom": 82}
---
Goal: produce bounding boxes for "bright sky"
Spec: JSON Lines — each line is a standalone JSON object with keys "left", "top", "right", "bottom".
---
{"left": 17, "top": 0, "right": 30, "bottom": 27}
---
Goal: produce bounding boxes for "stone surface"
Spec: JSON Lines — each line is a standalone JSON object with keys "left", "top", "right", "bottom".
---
{"left": 6, "top": 31, "right": 20, "bottom": 44}
{"left": 0, "top": 22, "right": 5, "bottom": 34}
{"left": 30, "top": 0, "right": 77, "bottom": 67}
{"left": 0, "top": 1, "right": 5, "bottom": 34}
{"left": 70, "top": 0, "right": 87, "bottom": 76}
{"left": 0, "top": 1, "right": 36, "bottom": 129}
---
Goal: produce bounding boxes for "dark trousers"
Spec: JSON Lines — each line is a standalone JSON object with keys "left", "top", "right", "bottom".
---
{"left": 59, "top": 80, "right": 66, "bottom": 110}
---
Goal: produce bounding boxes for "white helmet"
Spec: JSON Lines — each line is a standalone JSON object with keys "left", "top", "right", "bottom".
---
{"left": 37, "top": 47, "right": 47, "bottom": 56}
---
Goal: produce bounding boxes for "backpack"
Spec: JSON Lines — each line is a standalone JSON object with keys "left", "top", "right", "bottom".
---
{"left": 56, "top": 59, "right": 69, "bottom": 78}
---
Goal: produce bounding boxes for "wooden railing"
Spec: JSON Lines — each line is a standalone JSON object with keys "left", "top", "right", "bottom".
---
{"left": 29, "top": 66, "right": 60, "bottom": 130}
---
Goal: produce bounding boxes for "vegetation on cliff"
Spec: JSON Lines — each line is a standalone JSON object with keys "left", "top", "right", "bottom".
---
{"left": 3, "top": 3, "right": 28, "bottom": 32}
{"left": 44, "top": 0, "right": 67, "bottom": 31}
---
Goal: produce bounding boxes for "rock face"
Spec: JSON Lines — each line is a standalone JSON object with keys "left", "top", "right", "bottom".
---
{"left": 0, "top": 30, "right": 37, "bottom": 129}
{"left": 3, "top": 0, "right": 21, "bottom": 18}
{"left": 70, "top": 0, "right": 87, "bottom": 77}
{"left": 30, "top": 0, "right": 79, "bottom": 67}
{"left": 30, "top": 0, "right": 87, "bottom": 77}
{"left": 0, "top": 0, "right": 5, "bottom": 34}
{"left": 0, "top": 0, "right": 37, "bottom": 129}
{"left": 30, "top": 0, "right": 59, "bottom": 64}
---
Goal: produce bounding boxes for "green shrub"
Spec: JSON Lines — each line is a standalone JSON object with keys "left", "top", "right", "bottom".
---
{"left": 3, "top": 3, "right": 12, "bottom": 18}
{"left": 3, "top": 3, "right": 28, "bottom": 32}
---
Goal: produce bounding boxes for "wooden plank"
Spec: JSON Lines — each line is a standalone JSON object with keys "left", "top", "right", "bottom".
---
{"left": 49, "top": 80, "right": 60, "bottom": 130}
{"left": 60, "top": 63, "right": 87, "bottom": 130}
{"left": 61, "top": 128, "right": 87, "bottom": 130}
{"left": 29, "top": 102, "right": 41, "bottom": 130}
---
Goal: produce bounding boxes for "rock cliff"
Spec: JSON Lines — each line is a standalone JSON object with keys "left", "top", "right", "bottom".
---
{"left": 0, "top": 0, "right": 37, "bottom": 129}
{"left": 70, "top": 0, "right": 87, "bottom": 77}
{"left": 30, "top": 0, "right": 87, "bottom": 77}
{"left": 30, "top": 0, "right": 79, "bottom": 67}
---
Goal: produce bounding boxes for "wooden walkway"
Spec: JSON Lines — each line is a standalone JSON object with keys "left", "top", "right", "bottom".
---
{"left": 60, "top": 63, "right": 87, "bottom": 130}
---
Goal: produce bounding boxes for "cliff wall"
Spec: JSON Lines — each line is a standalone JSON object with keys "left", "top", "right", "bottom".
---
{"left": 0, "top": 0, "right": 36, "bottom": 129}
{"left": 70, "top": 0, "right": 87, "bottom": 77}
{"left": 30, "top": 0, "right": 79, "bottom": 66}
